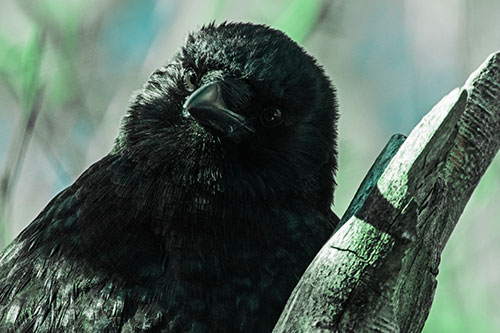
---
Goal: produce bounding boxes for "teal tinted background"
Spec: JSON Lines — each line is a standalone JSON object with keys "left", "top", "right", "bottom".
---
{"left": 0, "top": 1, "right": 499, "bottom": 331}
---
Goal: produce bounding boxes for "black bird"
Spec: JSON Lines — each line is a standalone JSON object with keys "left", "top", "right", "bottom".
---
{"left": 0, "top": 22, "right": 339, "bottom": 332}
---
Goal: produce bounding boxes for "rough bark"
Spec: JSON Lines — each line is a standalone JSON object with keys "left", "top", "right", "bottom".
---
{"left": 273, "top": 51, "right": 500, "bottom": 333}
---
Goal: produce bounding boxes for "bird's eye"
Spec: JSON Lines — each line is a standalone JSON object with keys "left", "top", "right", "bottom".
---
{"left": 183, "top": 68, "right": 198, "bottom": 92}
{"left": 260, "top": 107, "right": 284, "bottom": 128}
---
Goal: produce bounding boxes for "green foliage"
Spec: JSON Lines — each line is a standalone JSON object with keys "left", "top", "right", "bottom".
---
{"left": 213, "top": 0, "right": 323, "bottom": 44}
{"left": 0, "top": 36, "right": 23, "bottom": 92}
{"left": 272, "top": 0, "right": 323, "bottom": 43}
{"left": 0, "top": 28, "right": 44, "bottom": 113}
{"left": 33, "top": 0, "right": 86, "bottom": 107}
{"left": 21, "top": 29, "right": 44, "bottom": 113}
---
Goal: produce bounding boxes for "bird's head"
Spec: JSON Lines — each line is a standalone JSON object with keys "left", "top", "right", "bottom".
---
{"left": 115, "top": 22, "right": 338, "bottom": 213}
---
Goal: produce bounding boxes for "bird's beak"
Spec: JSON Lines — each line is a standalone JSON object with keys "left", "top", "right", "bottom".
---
{"left": 183, "top": 81, "right": 255, "bottom": 142}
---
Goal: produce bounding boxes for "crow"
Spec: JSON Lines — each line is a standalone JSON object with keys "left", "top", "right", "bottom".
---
{"left": 0, "top": 22, "right": 339, "bottom": 332}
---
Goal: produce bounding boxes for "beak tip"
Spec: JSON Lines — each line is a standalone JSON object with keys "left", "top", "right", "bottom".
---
{"left": 181, "top": 107, "right": 191, "bottom": 119}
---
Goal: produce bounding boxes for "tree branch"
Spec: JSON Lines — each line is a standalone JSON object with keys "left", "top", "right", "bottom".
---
{"left": 274, "top": 51, "right": 500, "bottom": 333}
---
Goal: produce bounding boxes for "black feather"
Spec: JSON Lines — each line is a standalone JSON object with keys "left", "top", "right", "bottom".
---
{"left": 0, "top": 22, "right": 339, "bottom": 332}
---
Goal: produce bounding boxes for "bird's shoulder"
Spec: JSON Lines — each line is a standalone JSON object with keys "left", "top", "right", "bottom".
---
{"left": 0, "top": 153, "right": 171, "bottom": 331}
{"left": 0, "top": 240, "right": 167, "bottom": 331}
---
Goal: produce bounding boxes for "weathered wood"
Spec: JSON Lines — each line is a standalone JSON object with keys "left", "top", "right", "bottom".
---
{"left": 274, "top": 51, "right": 500, "bottom": 333}
{"left": 336, "top": 133, "right": 407, "bottom": 231}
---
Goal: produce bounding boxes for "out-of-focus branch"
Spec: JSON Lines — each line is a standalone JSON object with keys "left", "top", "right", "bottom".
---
{"left": 0, "top": 87, "right": 45, "bottom": 247}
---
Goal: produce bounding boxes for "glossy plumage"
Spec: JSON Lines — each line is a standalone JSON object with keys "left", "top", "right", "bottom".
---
{"left": 0, "top": 22, "right": 339, "bottom": 332}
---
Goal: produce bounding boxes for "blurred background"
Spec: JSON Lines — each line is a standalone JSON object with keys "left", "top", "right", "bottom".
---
{"left": 0, "top": 0, "right": 499, "bottom": 331}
